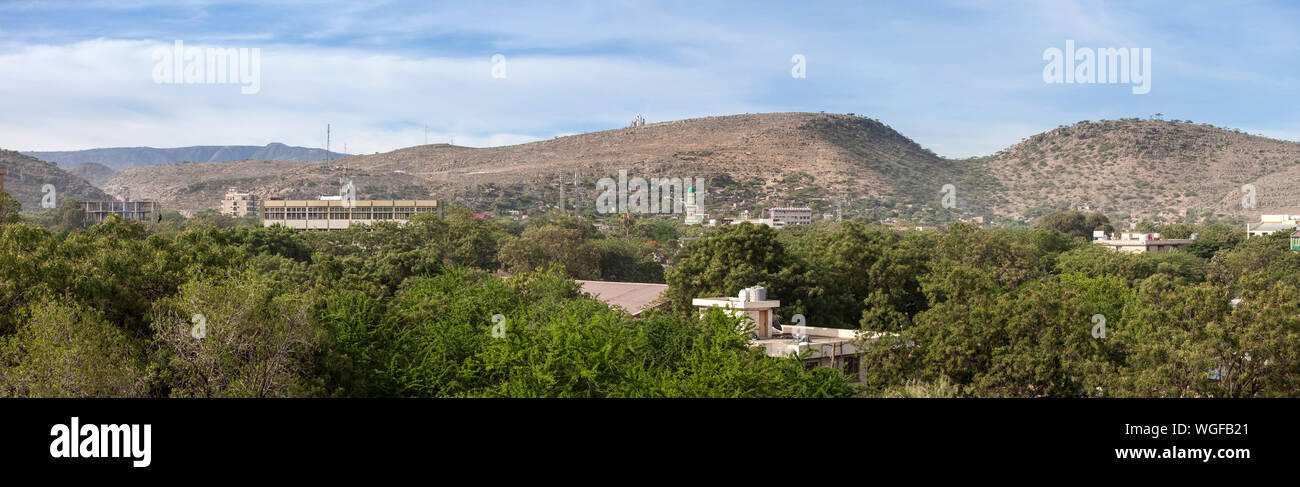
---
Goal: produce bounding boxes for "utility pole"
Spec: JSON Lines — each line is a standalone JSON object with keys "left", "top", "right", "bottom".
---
{"left": 559, "top": 174, "right": 566, "bottom": 215}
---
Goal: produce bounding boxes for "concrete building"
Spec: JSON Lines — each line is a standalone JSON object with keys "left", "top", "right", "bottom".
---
{"left": 1094, "top": 232, "right": 1193, "bottom": 254}
{"left": 219, "top": 188, "right": 260, "bottom": 217}
{"left": 768, "top": 207, "right": 812, "bottom": 228}
{"left": 1292, "top": 230, "right": 1300, "bottom": 251}
{"left": 1247, "top": 215, "right": 1300, "bottom": 238}
{"left": 692, "top": 287, "right": 781, "bottom": 338}
{"left": 81, "top": 201, "right": 161, "bottom": 224}
{"left": 693, "top": 286, "right": 881, "bottom": 380}
{"left": 260, "top": 199, "right": 439, "bottom": 230}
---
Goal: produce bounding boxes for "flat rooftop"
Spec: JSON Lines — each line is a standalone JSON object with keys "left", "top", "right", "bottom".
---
{"left": 1096, "top": 239, "right": 1193, "bottom": 246}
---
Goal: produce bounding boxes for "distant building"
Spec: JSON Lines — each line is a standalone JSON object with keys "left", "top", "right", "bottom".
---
{"left": 768, "top": 207, "right": 812, "bottom": 228}
{"left": 1094, "top": 232, "right": 1193, "bottom": 254}
{"left": 730, "top": 217, "right": 775, "bottom": 227}
{"left": 261, "top": 199, "right": 439, "bottom": 230}
{"left": 219, "top": 188, "right": 260, "bottom": 217}
{"left": 81, "top": 201, "right": 161, "bottom": 225}
{"left": 1247, "top": 215, "right": 1300, "bottom": 238}
{"left": 1292, "top": 230, "right": 1300, "bottom": 251}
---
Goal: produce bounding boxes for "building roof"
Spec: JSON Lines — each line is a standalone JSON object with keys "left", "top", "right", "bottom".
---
{"left": 1096, "top": 239, "right": 1193, "bottom": 246}
{"left": 1250, "top": 223, "right": 1298, "bottom": 233}
{"left": 576, "top": 280, "right": 668, "bottom": 316}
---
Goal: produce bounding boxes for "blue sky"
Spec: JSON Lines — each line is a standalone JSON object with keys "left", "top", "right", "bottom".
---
{"left": 1, "top": 0, "right": 1297, "bottom": 157}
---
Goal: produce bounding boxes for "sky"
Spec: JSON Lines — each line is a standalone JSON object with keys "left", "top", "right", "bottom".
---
{"left": 0, "top": 0, "right": 1296, "bottom": 158}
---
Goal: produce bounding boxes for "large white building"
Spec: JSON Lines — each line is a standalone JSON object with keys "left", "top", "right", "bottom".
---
{"left": 1093, "top": 232, "right": 1193, "bottom": 254}
{"left": 767, "top": 207, "right": 813, "bottom": 228}
{"left": 1247, "top": 214, "right": 1300, "bottom": 238}
{"left": 261, "top": 199, "right": 439, "bottom": 230}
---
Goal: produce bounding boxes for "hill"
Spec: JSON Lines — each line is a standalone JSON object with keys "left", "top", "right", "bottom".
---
{"left": 983, "top": 119, "right": 1300, "bottom": 223}
{"left": 92, "top": 114, "right": 1300, "bottom": 225}
{"left": 23, "top": 143, "right": 350, "bottom": 170}
{"left": 104, "top": 113, "right": 976, "bottom": 217}
{"left": 68, "top": 162, "right": 119, "bottom": 187}
{"left": 0, "top": 150, "right": 114, "bottom": 211}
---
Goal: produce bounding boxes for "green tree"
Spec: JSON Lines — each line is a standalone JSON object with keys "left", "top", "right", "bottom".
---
{"left": 499, "top": 225, "right": 600, "bottom": 279}
{"left": 1033, "top": 210, "right": 1112, "bottom": 239}
{"left": 665, "top": 222, "right": 809, "bottom": 314}
{"left": 0, "top": 190, "right": 20, "bottom": 224}
{"left": 150, "top": 273, "right": 323, "bottom": 398}
{"left": 0, "top": 298, "right": 147, "bottom": 397}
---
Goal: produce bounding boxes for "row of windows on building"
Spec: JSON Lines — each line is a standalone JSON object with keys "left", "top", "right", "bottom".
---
{"left": 262, "top": 206, "right": 438, "bottom": 221}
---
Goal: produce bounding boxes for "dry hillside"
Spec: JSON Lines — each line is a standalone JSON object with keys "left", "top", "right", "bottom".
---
{"left": 0, "top": 150, "right": 112, "bottom": 211}
{"left": 983, "top": 119, "right": 1300, "bottom": 222}
{"left": 90, "top": 114, "right": 1300, "bottom": 224}
{"left": 103, "top": 113, "right": 978, "bottom": 216}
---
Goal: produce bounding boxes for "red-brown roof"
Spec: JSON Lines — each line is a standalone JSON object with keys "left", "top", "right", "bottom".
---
{"left": 575, "top": 280, "right": 668, "bottom": 315}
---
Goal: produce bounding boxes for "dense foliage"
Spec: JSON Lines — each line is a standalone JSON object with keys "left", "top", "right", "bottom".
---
{"left": 0, "top": 200, "right": 847, "bottom": 397}
{"left": 1, "top": 201, "right": 1296, "bottom": 398}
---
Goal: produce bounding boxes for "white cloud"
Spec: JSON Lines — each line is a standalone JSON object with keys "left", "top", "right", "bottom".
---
{"left": 0, "top": 38, "right": 760, "bottom": 153}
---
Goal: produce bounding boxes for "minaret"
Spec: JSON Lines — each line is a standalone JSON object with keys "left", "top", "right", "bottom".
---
{"left": 684, "top": 186, "right": 700, "bottom": 224}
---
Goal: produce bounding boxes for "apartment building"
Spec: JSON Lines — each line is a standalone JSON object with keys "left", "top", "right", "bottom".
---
{"left": 768, "top": 207, "right": 813, "bottom": 228}
{"left": 220, "top": 189, "right": 261, "bottom": 217}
